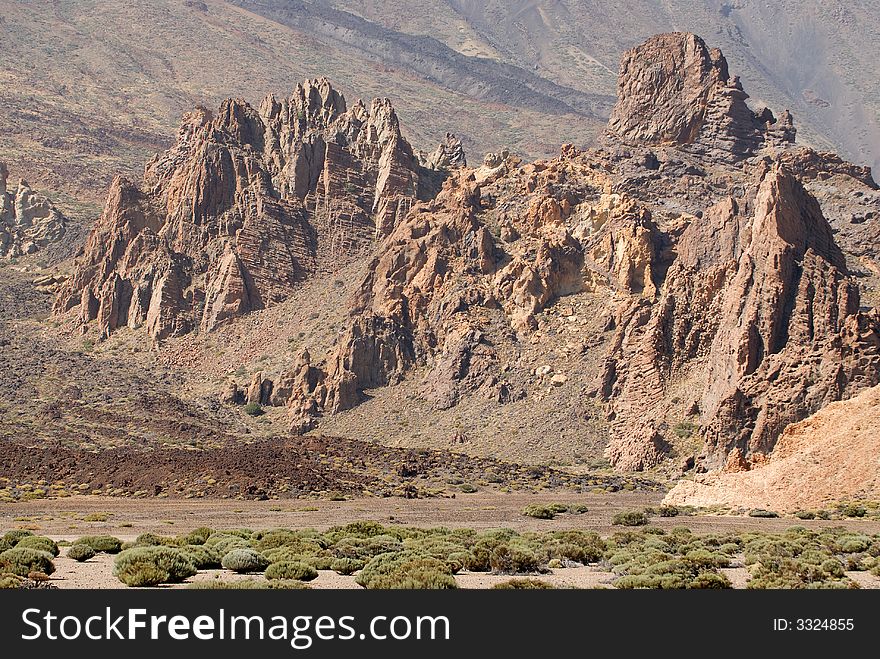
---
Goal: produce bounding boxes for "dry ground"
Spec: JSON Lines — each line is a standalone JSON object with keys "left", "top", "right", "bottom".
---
{"left": 5, "top": 493, "right": 880, "bottom": 590}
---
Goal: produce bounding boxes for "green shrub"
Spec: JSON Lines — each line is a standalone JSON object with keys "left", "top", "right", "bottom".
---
{"left": 113, "top": 547, "right": 196, "bottom": 587}
{"left": 0, "top": 548, "right": 56, "bottom": 577}
{"left": 134, "top": 533, "right": 175, "bottom": 547}
{"left": 493, "top": 578, "right": 553, "bottom": 589}
{"left": 182, "top": 527, "right": 214, "bottom": 545}
{"left": 356, "top": 551, "right": 457, "bottom": 589}
{"left": 0, "top": 573, "right": 25, "bottom": 589}
{"left": 459, "top": 484, "right": 478, "bottom": 493}
{"left": 265, "top": 561, "right": 318, "bottom": 582}
{"left": 613, "top": 511, "right": 648, "bottom": 526}
{"left": 548, "top": 503, "right": 569, "bottom": 514}
{"left": 75, "top": 535, "right": 123, "bottom": 553}
{"left": 489, "top": 545, "right": 540, "bottom": 574}
{"left": 221, "top": 549, "right": 269, "bottom": 573}
{"left": 658, "top": 506, "right": 679, "bottom": 518}
{"left": 179, "top": 545, "right": 222, "bottom": 569}
{"left": 244, "top": 402, "right": 264, "bottom": 416}
{"left": 747, "top": 509, "right": 779, "bottom": 518}
{"left": 364, "top": 558, "right": 457, "bottom": 589}
{"left": 3, "top": 530, "right": 33, "bottom": 545}
{"left": 836, "top": 503, "right": 867, "bottom": 518}
{"left": 522, "top": 504, "right": 556, "bottom": 520}
{"left": 794, "top": 510, "right": 816, "bottom": 520}
{"left": 16, "top": 536, "right": 59, "bottom": 557}
{"left": 331, "top": 558, "right": 364, "bottom": 575}
{"left": 0, "top": 538, "right": 12, "bottom": 553}
{"left": 67, "top": 544, "right": 96, "bottom": 562}
{"left": 569, "top": 504, "right": 589, "bottom": 514}
{"left": 688, "top": 572, "right": 732, "bottom": 589}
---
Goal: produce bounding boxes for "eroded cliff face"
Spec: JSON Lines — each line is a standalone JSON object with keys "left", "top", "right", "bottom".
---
{"left": 264, "top": 33, "right": 880, "bottom": 474}
{"left": 0, "top": 163, "right": 67, "bottom": 259}
{"left": 54, "top": 78, "right": 462, "bottom": 339}
{"left": 53, "top": 35, "right": 880, "bottom": 477}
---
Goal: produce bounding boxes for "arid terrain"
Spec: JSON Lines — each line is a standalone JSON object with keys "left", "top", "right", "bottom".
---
{"left": 2, "top": 4, "right": 880, "bottom": 592}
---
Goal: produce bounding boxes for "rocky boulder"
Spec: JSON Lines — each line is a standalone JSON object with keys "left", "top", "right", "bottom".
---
{"left": 0, "top": 163, "right": 67, "bottom": 259}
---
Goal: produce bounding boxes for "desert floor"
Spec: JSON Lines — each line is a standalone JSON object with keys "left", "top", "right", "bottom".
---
{"left": 4, "top": 492, "right": 880, "bottom": 589}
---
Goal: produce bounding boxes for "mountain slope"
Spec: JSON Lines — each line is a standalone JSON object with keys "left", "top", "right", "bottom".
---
{"left": 2, "top": 0, "right": 878, "bottom": 205}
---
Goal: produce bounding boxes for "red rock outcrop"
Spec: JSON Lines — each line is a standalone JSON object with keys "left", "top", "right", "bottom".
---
{"left": 54, "top": 79, "right": 460, "bottom": 339}
{"left": 1, "top": 162, "right": 66, "bottom": 258}
{"left": 608, "top": 33, "right": 795, "bottom": 162}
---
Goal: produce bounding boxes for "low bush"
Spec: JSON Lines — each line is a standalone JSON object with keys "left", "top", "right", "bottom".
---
{"left": 459, "top": 484, "right": 478, "bottom": 493}
{"left": 0, "top": 547, "right": 56, "bottom": 577}
{"left": 67, "top": 544, "right": 96, "bottom": 562}
{"left": 179, "top": 545, "right": 222, "bottom": 569}
{"left": 113, "top": 547, "right": 196, "bottom": 587}
{"left": 75, "top": 535, "right": 123, "bottom": 554}
{"left": 522, "top": 504, "right": 556, "bottom": 520}
{"left": 265, "top": 561, "right": 318, "bottom": 582}
{"left": 331, "top": 558, "right": 364, "bottom": 575}
{"left": 0, "top": 573, "right": 25, "bottom": 589}
{"left": 658, "top": 506, "right": 679, "bottom": 518}
{"left": 244, "top": 403, "right": 264, "bottom": 416}
{"left": 16, "top": 536, "right": 59, "bottom": 557}
{"left": 747, "top": 509, "right": 779, "bottom": 518}
{"left": 493, "top": 578, "right": 553, "bottom": 589}
{"left": 182, "top": 527, "right": 214, "bottom": 546}
{"left": 613, "top": 511, "right": 648, "bottom": 527}
{"left": 794, "top": 510, "right": 816, "bottom": 520}
{"left": 356, "top": 551, "right": 457, "bottom": 589}
{"left": 489, "top": 545, "right": 540, "bottom": 574}
{"left": 2, "top": 530, "right": 33, "bottom": 545}
{"left": 221, "top": 549, "right": 269, "bottom": 573}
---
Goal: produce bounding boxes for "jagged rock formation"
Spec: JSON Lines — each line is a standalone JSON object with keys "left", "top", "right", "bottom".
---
{"left": 255, "top": 33, "right": 880, "bottom": 477}
{"left": 607, "top": 33, "right": 795, "bottom": 162}
{"left": 0, "top": 163, "right": 66, "bottom": 258}
{"left": 54, "top": 79, "right": 462, "bottom": 339}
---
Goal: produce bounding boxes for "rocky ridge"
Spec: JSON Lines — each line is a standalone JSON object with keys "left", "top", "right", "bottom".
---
{"left": 53, "top": 33, "right": 880, "bottom": 479}
{"left": 54, "top": 78, "right": 463, "bottom": 340}
{"left": 0, "top": 163, "right": 67, "bottom": 259}
{"left": 262, "top": 33, "right": 880, "bottom": 472}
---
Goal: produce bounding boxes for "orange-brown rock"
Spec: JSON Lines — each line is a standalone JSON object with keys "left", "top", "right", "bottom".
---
{"left": 54, "top": 79, "right": 462, "bottom": 340}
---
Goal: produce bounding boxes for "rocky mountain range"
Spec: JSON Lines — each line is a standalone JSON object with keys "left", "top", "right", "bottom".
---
{"left": 44, "top": 30, "right": 879, "bottom": 501}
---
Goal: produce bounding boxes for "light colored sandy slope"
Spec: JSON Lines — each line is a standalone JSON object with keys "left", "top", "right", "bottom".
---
{"left": 666, "top": 385, "right": 880, "bottom": 512}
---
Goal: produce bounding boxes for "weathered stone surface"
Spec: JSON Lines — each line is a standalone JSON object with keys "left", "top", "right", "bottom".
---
{"left": 0, "top": 163, "right": 66, "bottom": 258}
{"left": 54, "top": 79, "right": 462, "bottom": 340}
{"left": 607, "top": 33, "right": 795, "bottom": 162}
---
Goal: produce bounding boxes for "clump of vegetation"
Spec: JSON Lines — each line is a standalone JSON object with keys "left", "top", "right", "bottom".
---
{"left": 0, "top": 547, "right": 56, "bottom": 577}
{"left": 113, "top": 547, "right": 196, "bottom": 587}
{"left": 613, "top": 511, "right": 649, "bottom": 526}
{"left": 243, "top": 403, "right": 264, "bottom": 417}
{"left": 179, "top": 545, "right": 222, "bottom": 569}
{"left": 221, "top": 549, "right": 269, "bottom": 573}
{"left": 835, "top": 503, "right": 867, "bottom": 518}
{"left": 747, "top": 509, "right": 779, "bottom": 518}
{"left": 182, "top": 527, "right": 214, "bottom": 546}
{"left": 16, "top": 536, "right": 59, "bottom": 556}
{"left": 266, "top": 561, "right": 318, "bottom": 581}
{"left": 459, "top": 483, "right": 478, "bottom": 493}
{"left": 658, "top": 506, "right": 679, "bottom": 518}
{"left": 356, "top": 552, "right": 457, "bottom": 589}
{"left": 75, "top": 535, "right": 123, "bottom": 553}
{"left": 489, "top": 544, "right": 540, "bottom": 574}
{"left": 0, "top": 573, "right": 25, "bottom": 589}
{"left": 492, "top": 578, "right": 554, "bottom": 589}
{"left": 2, "top": 530, "right": 33, "bottom": 546}
{"left": 522, "top": 504, "right": 556, "bottom": 520}
{"left": 67, "top": 544, "right": 96, "bottom": 562}
{"left": 331, "top": 558, "right": 364, "bottom": 575}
